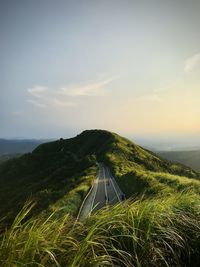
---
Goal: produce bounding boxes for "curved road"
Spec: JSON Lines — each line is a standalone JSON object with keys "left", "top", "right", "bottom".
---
{"left": 78, "top": 163, "right": 124, "bottom": 219}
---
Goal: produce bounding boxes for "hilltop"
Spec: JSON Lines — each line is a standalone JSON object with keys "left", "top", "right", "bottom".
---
{"left": 36, "top": 129, "right": 198, "bottom": 177}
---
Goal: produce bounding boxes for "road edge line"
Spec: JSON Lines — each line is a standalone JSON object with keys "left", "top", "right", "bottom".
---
{"left": 76, "top": 164, "right": 99, "bottom": 222}
{"left": 103, "top": 165, "right": 108, "bottom": 204}
{"left": 90, "top": 165, "right": 100, "bottom": 215}
{"left": 106, "top": 167, "right": 121, "bottom": 202}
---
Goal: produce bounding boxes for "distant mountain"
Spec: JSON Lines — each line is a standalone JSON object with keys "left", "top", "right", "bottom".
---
{"left": 133, "top": 136, "right": 200, "bottom": 151}
{"left": 0, "top": 139, "right": 50, "bottom": 155}
{"left": 158, "top": 150, "right": 200, "bottom": 172}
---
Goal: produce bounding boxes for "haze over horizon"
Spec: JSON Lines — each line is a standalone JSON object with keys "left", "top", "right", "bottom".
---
{"left": 1, "top": 0, "right": 200, "bottom": 147}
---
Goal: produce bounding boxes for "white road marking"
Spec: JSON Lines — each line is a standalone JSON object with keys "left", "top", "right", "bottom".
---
{"left": 106, "top": 167, "right": 121, "bottom": 202}
{"left": 103, "top": 165, "right": 108, "bottom": 204}
{"left": 76, "top": 163, "right": 100, "bottom": 220}
{"left": 90, "top": 163, "right": 100, "bottom": 214}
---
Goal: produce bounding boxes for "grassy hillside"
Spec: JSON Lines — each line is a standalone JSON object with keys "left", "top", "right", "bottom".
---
{"left": 0, "top": 192, "right": 199, "bottom": 267}
{"left": 0, "top": 153, "right": 22, "bottom": 164}
{"left": 87, "top": 130, "right": 200, "bottom": 198}
{"left": 72, "top": 130, "right": 198, "bottom": 177}
{"left": 0, "top": 137, "right": 97, "bottom": 224}
{"left": 158, "top": 150, "right": 200, "bottom": 172}
{"left": 0, "top": 130, "right": 199, "bottom": 223}
{"left": 0, "top": 130, "right": 200, "bottom": 266}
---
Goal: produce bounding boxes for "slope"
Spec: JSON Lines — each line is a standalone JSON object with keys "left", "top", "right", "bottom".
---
{"left": 1, "top": 130, "right": 200, "bottom": 266}
{"left": 0, "top": 139, "right": 97, "bottom": 224}
{"left": 0, "top": 129, "right": 199, "bottom": 225}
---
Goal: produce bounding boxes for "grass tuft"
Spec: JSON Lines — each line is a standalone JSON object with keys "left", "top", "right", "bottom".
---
{"left": 0, "top": 192, "right": 199, "bottom": 267}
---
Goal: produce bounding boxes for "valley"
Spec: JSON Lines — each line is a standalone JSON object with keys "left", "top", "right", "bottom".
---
{"left": 158, "top": 150, "right": 200, "bottom": 172}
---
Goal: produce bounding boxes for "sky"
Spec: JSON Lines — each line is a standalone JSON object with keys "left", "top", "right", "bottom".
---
{"left": 1, "top": 0, "right": 200, "bottom": 147}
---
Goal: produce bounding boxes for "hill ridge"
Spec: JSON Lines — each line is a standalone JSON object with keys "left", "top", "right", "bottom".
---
{"left": 0, "top": 129, "right": 199, "bottom": 224}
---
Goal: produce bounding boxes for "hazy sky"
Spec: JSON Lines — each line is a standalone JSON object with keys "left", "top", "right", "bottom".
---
{"left": 1, "top": 0, "right": 200, "bottom": 143}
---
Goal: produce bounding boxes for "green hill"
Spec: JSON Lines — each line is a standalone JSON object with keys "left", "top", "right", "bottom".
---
{"left": 0, "top": 130, "right": 199, "bottom": 224}
{"left": 0, "top": 130, "right": 200, "bottom": 266}
{"left": 0, "top": 137, "right": 97, "bottom": 224}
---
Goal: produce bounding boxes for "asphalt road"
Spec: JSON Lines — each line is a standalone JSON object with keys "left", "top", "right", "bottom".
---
{"left": 78, "top": 163, "right": 124, "bottom": 219}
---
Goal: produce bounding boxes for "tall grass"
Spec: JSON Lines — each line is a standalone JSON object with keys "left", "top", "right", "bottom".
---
{"left": 0, "top": 202, "right": 75, "bottom": 267}
{"left": 1, "top": 192, "right": 199, "bottom": 267}
{"left": 116, "top": 169, "right": 200, "bottom": 198}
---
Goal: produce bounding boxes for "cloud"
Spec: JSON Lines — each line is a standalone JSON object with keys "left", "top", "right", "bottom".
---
{"left": 27, "top": 97, "right": 76, "bottom": 109}
{"left": 51, "top": 98, "right": 77, "bottom": 107}
{"left": 184, "top": 53, "right": 200, "bottom": 73}
{"left": 27, "top": 86, "right": 76, "bottom": 109}
{"left": 27, "top": 99, "right": 47, "bottom": 108}
{"left": 60, "top": 78, "right": 115, "bottom": 97}
{"left": 27, "top": 78, "right": 115, "bottom": 109}
{"left": 27, "top": 86, "right": 49, "bottom": 98}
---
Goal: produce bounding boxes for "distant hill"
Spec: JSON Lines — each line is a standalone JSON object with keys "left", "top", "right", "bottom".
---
{"left": 157, "top": 150, "right": 200, "bottom": 172}
{"left": 0, "top": 139, "right": 49, "bottom": 155}
{"left": 0, "top": 130, "right": 199, "bottom": 225}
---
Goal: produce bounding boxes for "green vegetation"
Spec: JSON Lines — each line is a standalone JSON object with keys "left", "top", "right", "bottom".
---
{"left": 0, "top": 154, "right": 22, "bottom": 164}
{"left": 0, "top": 136, "right": 97, "bottom": 224}
{"left": 0, "top": 129, "right": 200, "bottom": 266}
{"left": 0, "top": 192, "right": 199, "bottom": 267}
{"left": 115, "top": 169, "right": 200, "bottom": 198}
{"left": 96, "top": 130, "right": 200, "bottom": 198}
